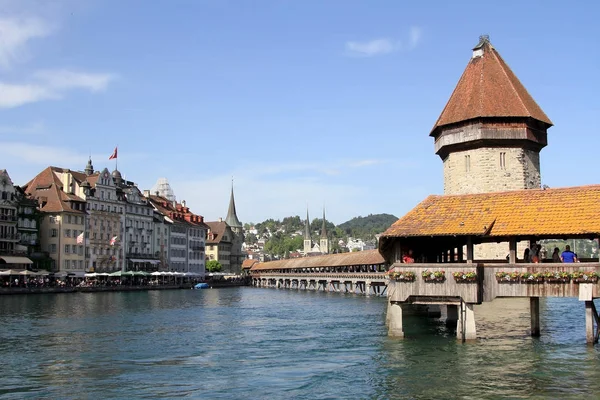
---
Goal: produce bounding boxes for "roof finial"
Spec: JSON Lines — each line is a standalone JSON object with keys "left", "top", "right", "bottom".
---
{"left": 472, "top": 35, "right": 491, "bottom": 58}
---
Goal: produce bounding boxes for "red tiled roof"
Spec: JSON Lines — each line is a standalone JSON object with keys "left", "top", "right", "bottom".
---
{"left": 242, "top": 259, "right": 260, "bottom": 269}
{"left": 431, "top": 40, "right": 552, "bottom": 135}
{"left": 251, "top": 249, "right": 385, "bottom": 271}
{"left": 147, "top": 195, "right": 209, "bottom": 229}
{"left": 23, "top": 167, "right": 86, "bottom": 213}
{"left": 381, "top": 185, "right": 600, "bottom": 239}
{"left": 205, "top": 221, "right": 230, "bottom": 244}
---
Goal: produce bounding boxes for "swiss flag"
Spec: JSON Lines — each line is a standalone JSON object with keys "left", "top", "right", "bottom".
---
{"left": 109, "top": 147, "right": 118, "bottom": 160}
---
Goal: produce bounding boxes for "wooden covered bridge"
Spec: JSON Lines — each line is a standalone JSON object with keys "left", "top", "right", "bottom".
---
{"left": 249, "top": 250, "right": 388, "bottom": 295}
{"left": 379, "top": 184, "right": 600, "bottom": 344}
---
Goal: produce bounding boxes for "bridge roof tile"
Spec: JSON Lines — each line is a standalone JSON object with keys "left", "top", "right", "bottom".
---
{"left": 250, "top": 249, "right": 385, "bottom": 271}
{"left": 381, "top": 185, "right": 600, "bottom": 238}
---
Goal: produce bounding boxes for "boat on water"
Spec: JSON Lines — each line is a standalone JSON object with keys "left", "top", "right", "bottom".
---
{"left": 194, "top": 283, "right": 209, "bottom": 289}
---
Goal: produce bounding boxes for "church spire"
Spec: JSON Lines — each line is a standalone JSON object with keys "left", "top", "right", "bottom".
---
{"left": 319, "top": 207, "right": 329, "bottom": 254}
{"left": 304, "top": 208, "right": 311, "bottom": 240}
{"left": 225, "top": 182, "right": 242, "bottom": 228}
{"left": 320, "top": 208, "right": 328, "bottom": 238}
{"left": 85, "top": 157, "right": 94, "bottom": 176}
{"left": 303, "top": 207, "right": 312, "bottom": 255}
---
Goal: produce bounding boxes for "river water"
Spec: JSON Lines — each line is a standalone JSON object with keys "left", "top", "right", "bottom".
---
{"left": 0, "top": 288, "right": 599, "bottom": 399}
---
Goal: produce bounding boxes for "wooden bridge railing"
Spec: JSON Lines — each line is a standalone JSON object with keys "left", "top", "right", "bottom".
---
{"left": 387, "top": 262, "right": 600, "bottom": 303}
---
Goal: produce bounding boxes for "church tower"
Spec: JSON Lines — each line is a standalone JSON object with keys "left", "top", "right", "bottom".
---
{"left": 303, "top": 208, "right": 312, "bottom": 255}
{"left": 225, "top": 183, "right": 244, "bottom": 272}
{"left": 319, "top": 208, "right": 329, "bottom": 254}
{"left": 431, "top": 36, "right": 553, "bottom": 195}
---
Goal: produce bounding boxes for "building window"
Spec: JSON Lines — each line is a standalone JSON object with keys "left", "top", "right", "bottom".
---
{"left": 65, "top": 229, "right": 71, "bottom": 238}
{"left": 49, "top": 244, "right": 56, "bottom": 253}
{"left": 465, "top": 155, "right": 471, "bottom": 172}
{"left": 65, "top": 244, "right": 70, "bottom": 253}
{"left": 51, "top": 229, "right": 58, "bottom": 237}
{"left": 500, "top": 152, "right": 507, "bottom": 170}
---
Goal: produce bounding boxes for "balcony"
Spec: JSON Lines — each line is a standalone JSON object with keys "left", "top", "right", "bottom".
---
{"left": 0, "top": 233, "right": 20, "bottom": 241}
{"left": 0, "top": 215, "right": 18, "bottom": 222}
{"left": 19, "top": 238, "right": 38, "bottom": 246}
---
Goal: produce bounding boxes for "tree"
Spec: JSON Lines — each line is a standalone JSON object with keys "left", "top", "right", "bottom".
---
{"left": 206, "top": 260, "right": 222, "bottom": 272}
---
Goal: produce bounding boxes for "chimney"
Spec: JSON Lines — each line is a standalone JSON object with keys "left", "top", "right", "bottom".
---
{"left": 218, "top": 217, "right": 222, "bottom": 222}
{"left": 182, "top": 200, "right": 186, "bottom": 207}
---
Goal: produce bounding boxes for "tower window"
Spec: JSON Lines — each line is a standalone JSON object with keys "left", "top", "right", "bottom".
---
{"left": 465, "top": 155, "right": 471, "bottom": 172}
{"left": 500, "top": 152, "right": 506, "bottom": 170}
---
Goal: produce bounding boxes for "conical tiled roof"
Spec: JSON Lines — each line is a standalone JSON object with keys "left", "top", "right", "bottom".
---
{"left": 225, "top": 186, "right": 242, "bottom": 228}
{"left": 430, "top": 36, "right": 552, "bottom": 136}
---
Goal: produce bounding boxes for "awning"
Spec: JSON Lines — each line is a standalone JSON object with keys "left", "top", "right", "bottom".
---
{"left": 0, "top": 256, "right": 34, "bottom": 264}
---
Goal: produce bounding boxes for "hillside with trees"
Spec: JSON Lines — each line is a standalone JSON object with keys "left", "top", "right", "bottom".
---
{"left": 337, "top": 213, "right": 398, "bottom": 241}
{"left": 244, "top": 213, "right": 398, "bottom": 258}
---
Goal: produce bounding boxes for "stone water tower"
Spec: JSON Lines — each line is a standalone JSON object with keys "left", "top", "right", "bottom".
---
{"left": 431, "top": 35, "right": 552, "bottom": 196}
{"left": 431, "top": 36, "right": 553, "bottom": 259}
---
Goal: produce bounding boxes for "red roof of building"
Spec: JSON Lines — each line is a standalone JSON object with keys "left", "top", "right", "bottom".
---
{"left": 431, "top": 38, "right": 552, "bottom": 136}
{"left": 380, "top": 185, "right": 600, "bottom": 239}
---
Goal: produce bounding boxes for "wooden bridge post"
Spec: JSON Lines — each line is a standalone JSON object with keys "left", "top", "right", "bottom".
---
{"left": 388, "top": 302, "right": 404, "bottom": 338}
{"left": 446, "top": 305, "right": 458, "bottom": 328}
{"left": 457, "top": 302, "right": 477, "bottom": 341}
{"left": 585, "top": 300, "right": 600, "bottom": 344}
{"left": 466, "top": 237, "right": 474, "bottom": 263}
{"left": 530, "top": 297, "right": 540, "bottom": 337}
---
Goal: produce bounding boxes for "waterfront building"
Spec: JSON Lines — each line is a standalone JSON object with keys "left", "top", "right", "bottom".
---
{"left": 206, "top": 219, "right": 238, "bottom": 273}
{"left": 430, "top": 36, "right": 552, "bottom": 259}
{"left": 23, "top": 167, "right": 87, "bottom": 275}
{"left": 206, "top": 185, "right": 244, "bottom": 274}
{"left": 78, "top": 164, "right": 124, "bottom": 272}
{"left": 0, "top": 170, "right": 19, "bottom": 256}
{"left": 0, "top": 170, "right": 42, "bottom": 268}
{"left": 118, "top": 174, "right": 157, "bottom": 271}
{"left": 146, "top": 194, "right": 208, "bottom": 275}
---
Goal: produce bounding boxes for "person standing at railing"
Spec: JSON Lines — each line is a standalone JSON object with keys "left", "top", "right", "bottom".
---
{"left": 560, "top": 245, "right": 577, "bottom": 263}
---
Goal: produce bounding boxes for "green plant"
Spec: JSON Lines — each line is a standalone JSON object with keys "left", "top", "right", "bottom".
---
{"left": 495, "top": 271, "right": 520, "bottom": 282}
{"left": 452, "top": 271, "right": 477, "bottom": 282}
{"left": 520, "top": 272, "right": 544, "bottom": 283}
{"left": 389, "top": 271, "right": 416, "bottom": 282}
{"left": 422, "top": 269, "right": 445, "bottom": 282}
{"left": 571, "top": 271, "right": 599, "bottom": 283}
{"left": 543, "top": 271, "right": 571, "bottom": 282}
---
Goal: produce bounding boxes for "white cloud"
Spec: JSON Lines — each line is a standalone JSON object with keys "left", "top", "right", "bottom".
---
{"left": 0, "top": 70, "right": 116, "bottom": 108}
{"left": 0, "top": 142, "right": 89, "bottom": 165}
{"left": 0, "top": 121, "right": 46, "bottom": 135}
{"left": 0, "top": 82, "right": 56, "bottom": 108}
{"left": 0, "top": 17, "right": 53, "bottom": 69}
{"left": 34, "top": 69, "right": 116, "bottom": 92}
{"left": 345, "top": 38, "right": 398, "bottom": 57}
{"left": 345, "top": 26, "right": 423, "bottom": 57}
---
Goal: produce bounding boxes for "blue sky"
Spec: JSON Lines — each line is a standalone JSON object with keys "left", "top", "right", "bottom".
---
{"left": 1, "top": 0, "right": 599, "bottom": 225}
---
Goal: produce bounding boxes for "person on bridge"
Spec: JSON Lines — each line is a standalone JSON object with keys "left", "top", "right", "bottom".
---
{"left": 560, "top": 245, "right": 577, "bottom": 263}
{"left": 402, "top": 250, "right": 415, "bottom": 263}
